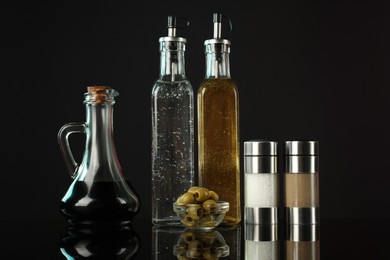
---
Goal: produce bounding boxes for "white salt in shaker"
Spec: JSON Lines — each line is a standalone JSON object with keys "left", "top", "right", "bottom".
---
{"left": 244, "top": 140, "right": 278, "bottom": 224}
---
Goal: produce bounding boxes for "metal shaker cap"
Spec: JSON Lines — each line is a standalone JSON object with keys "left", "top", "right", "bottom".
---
{"left": 285, "top": 141, "right": 319, "bottom": 156}
{"left": 244, "top": 140, "right": 277, "bottom": 174}
{"left": 244, "top": 140, "right": 278, "bottom": 156}
{"left": 285, "top": 141, "right": 319, "bottom": 173}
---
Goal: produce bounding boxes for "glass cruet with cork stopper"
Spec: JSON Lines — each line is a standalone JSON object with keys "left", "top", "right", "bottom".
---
{"left": 197, "top": 13, "right": 240, "bottom": 226}
{"left": 151, "top": 16, "right": 195, "bottom": 226}
{"left": 58, "top": 86, "right": 140, "bottom": 227}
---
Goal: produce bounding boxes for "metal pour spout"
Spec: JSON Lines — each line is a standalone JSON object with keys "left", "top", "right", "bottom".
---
{"left": 213, "top": 13, "right": 222, "bottom": 39}
{"left": 166, "top": 16, "right": 189, "bottom": 37}
{"left": 212, "top": 13, "right": 232, "bottom": 39}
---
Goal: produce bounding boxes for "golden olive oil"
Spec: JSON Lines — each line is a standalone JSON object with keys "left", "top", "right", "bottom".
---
{"left": 198, "top": 77, "right": 240, "bottom": 225}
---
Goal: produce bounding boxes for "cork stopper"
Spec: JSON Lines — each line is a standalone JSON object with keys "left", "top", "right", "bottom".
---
{"left": 87, "top": 86, "right": 110, "bottom": 92}
{"left": 85, "top": 86, "right": 117, "bottom": 104}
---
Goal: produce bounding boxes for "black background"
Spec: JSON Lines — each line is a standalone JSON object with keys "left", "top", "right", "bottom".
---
{"left": 2, "top": 1, "right": 390, "bottom": 258}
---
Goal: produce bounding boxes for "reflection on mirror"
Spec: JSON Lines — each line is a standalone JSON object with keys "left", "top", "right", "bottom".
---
{"left": 174, "top": 229, "right": 229, "bottom": 259}
{"left": 217, "top": 225, "right": 241, "bottom": 260}
{"left": 60, "top": 225, "right": 139, "bottom": 259}
{"left": 152, "top": 226, "right": 186, "bottom": 260}
{"left": 152, "top": 228, "right": 230, "bottom": 259}
{"left": 245, "top": 224, "right": 279, "bottom": 260}
{"left": 286, "top": 224, "right": 320, "bottom": 260}
{"left": 153, "top": 225, "right": 242, "bottom": 259}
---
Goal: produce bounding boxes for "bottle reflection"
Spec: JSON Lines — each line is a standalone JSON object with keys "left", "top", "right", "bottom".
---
{"left": 245, "top": 224, "right": 279, "bottom": 260}
{"left": 152, "top": 226, "right": 186, "bottom": 260}
{"left": 286, "top": 225, "right": 320, "bottom": 260}
{"left": 217, "top": 225, "right": 241, "bottom": 260}
{"left": 60, "top": 225, "right": 139, "bottom": 259}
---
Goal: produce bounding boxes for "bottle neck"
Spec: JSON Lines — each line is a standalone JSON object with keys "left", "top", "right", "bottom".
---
{"left": 205, "top": 51, "right": 231, "bottom": 78}
{"left": 159, "top": 50, "right": 186, "bottom": 81}
{"left": 84, "top": 103, "right": 121, "bottom": 176}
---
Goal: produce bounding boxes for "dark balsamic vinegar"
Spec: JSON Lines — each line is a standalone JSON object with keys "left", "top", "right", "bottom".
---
{"left": 61, "top": 180, "right": 140, "bottom": 227}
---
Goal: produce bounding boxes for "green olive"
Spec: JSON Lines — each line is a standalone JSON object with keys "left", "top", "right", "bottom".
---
{"left": 198, "top": 230, "right": 217, "bottom": 245}
{"left": 199, "top": 230, "right": 217, "bottom": 239}
{"left": 188, "top": 186, "right": 201, "bottom": 194}
{"left": 187, "top": 241, "right": 203, "bottom": 257}
{"left": 209, "top": 191, "right": 219, "bottom": 202}
{"left": 193, "top": 188, "right": 210, "bottom": 203}
{"left": 201, "top": 220, "right": 217, "bottom": 227}
{"left": 223, "top": 215, "right": 237, "bottom": 224}
{"left": 202, "top": 248, "right": 218, "bottom": 260}
{"left": 181, "top": 230, "right": 196, "bottom": 244}
{"left": 182, "top": 215, "right": 196, "bottom": 227}
{"left": 187, "top": 204, "right": 203, "bottom": 220}
{"left": 202, "top": 199, "right": 218, "bottom": 214}
{"left": 178, "top": 192, "right": 195, "bottom": 204}
{"left": 175, "top": 247, "right": 186, "bottom": 257}
{"left": 199, "top": 213, "right": 217, "bottom": 227}
{"left": 203, "top": 250, "right": 218, "bottom": 260}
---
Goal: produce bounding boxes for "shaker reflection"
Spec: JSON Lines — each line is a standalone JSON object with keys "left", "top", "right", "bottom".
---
{"left": 286, "top": 225, "right": 320, "bottom": 260}
{"left": 60, "top": 225, "right": 139, "bottom": 259}
{"left": 245, "top": 224, "right": 279, "bottom": 260}
{"left": 168, "top": 229, "right": 230, "bottom": 259}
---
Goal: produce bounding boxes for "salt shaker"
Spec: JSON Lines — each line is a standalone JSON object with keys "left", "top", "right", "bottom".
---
{"left": 244, "top": 140, "right": 278, "bottom": 224}
{"left": 284, "top": 141, "right": 319, "bottom": 225}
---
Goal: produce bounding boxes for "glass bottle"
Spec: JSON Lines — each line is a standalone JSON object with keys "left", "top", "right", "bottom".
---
{"left": 198, "top": 13, "right": 240, "bottom": 226}
{"left": 58, "top": 86, "right": 140, "bottom": 227}
{"left": 151, "top": 16, "right": 195, "bottom": 225}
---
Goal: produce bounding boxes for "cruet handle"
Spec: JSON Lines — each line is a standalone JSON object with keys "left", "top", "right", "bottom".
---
{"left": 57, "top": 122, "right": 86, "bottom": 179}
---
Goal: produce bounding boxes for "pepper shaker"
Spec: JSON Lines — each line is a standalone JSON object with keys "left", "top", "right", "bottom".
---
{"left": 284, "top": 141, "right": 320, "bottom": 225}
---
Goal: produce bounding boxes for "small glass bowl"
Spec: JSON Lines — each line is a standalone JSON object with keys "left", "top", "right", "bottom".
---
{"left": 173, "top": 201, "right": 229, "bottom": 229}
